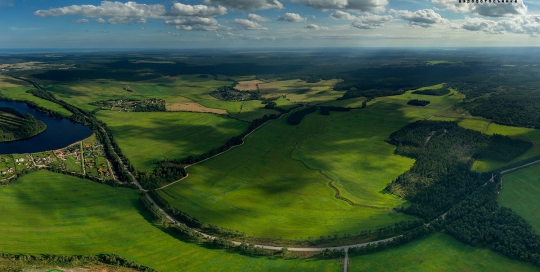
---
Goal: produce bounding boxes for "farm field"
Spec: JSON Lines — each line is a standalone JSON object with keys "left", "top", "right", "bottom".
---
{"left": 0, "top": 171, "right": 340, "bottom": 272}
{"left": 41, "top": 76, "right": 236, "bottom": 112}
{"left": 472, "top": 146, "right": 540, "bottom": 173}
{"left": 294, "top": 111, "right": 415, "bottom": 207}
{"left": 0, "top": 83, "right": 72, "bottom": 117}
{"left": 350, "top": 233, "right": 540, "bottom": 272}
{"left": 96, "top": 111, "right": 250, "bottom": 173}
{"left": 257, "top": 79, "right": 344, "bottom": 103}
{"left": 499, "top": 163, "right": 540, "bottom": 233}
{"left": 159, "top": 110, "right": 415, "bottom": 239}
{"left": 234, "top": 100, "right": 281, "bottom": 121}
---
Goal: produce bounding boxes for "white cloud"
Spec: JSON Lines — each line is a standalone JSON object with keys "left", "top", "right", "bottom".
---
{"left": 164, "top": 17, "right": 231, "bottom": 31}
{"left": 247, "top": 13, "right": 271, "bottom": 22}
{"left": 391, "top": 9, "right": 447, "bottom": 28}
{"left": 140, "top": 27, "right": 145, "bottom": 30}
{"left": 73, "top": 19, "right": 90, "bottom": 24}
{"left": 278, "top": 13, "right": 307, "bottom": 22}
{"left": 305, "top": 23, "right": 329, "bottom": 30}
{"left": 455, "top": 15, "right": 540, "bottom": 36}
{"left": 167, "top": 31, "right": 181, "bottom": 36}
{"left": 34, "top": 1, "right": 167, "bottom": 19}
{"left": 169, "top": 3, "right": 227, "bottom": 17}
{"left": 289, "top": 0, "right": 388, "bottom": 12}
{"left": 330, "top": 11, "right": 357, "bottom": 20}
{"left": 351, "top": 14, "right": 392, "bottom": 29}
{"left": 108, "top": 17, "right": 147, "bottom": 24}
{"left": 235, "top": 18, "right": 269, "bottom": 30}
{"left": 432, "top": 0, "right": 527, "bottom": 17}
{"left": 202, "top": 0, "right": 283, "bottom": 10}
{"left": 95, "top": 18, "right": 106, "bottom": 23}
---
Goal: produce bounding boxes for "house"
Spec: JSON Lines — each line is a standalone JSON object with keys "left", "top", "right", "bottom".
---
{"left": 15, "top": 158, "right": 25, "bottom": 163}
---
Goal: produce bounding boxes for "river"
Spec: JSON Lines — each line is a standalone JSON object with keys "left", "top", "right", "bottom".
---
{"left": 0, "top": 100, "right": 92, "bottom": 154}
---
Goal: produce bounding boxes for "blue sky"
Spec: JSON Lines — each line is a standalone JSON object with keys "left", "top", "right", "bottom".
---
{"left": 2, "top": 0, "right": 540, "bottom": 48}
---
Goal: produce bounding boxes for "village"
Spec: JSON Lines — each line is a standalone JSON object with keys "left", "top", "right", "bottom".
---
{"left": 0, "top": 135, "right": 115, "bottom": 182}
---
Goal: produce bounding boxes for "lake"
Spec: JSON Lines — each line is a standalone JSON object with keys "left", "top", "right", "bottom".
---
{"left": 0, "top": 100, "right": 92, "bottom": 154}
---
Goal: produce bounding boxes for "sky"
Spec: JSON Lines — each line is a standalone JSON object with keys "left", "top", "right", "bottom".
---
{"left": 2, "top": 0, "right": 540, "bottom": 49}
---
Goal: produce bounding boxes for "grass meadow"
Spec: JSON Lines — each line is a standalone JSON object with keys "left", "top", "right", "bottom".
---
{"left": 350, "top": 233, "right": 539, "bottom": 272}
{"left": 159, "top": 112, "right": 414, "bottom": 239}
{"left": 0, "top": 76, "right": 72, "bottom": 116}
{"left": 0, "top": 171, "right": 340, "bottom": 272}
{"left": 499, "top": 163, "right": 540, "bottom": 233}
{"left": 96, "top": 111, "right": 249, "bottom": 173}
{"left": 294, "top": 111, "right": 415, "bottom": 207}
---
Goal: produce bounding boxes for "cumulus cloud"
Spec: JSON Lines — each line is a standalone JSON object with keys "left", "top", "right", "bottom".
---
{"left": 34, "top": 1, "right": 229, "bottom": 26}
{"left": 351, "top": 14, "right": 392, "bottom": 29}
{"left": 164, "top": 17, "right": 231, "bottom": 31}
{"left": 234, "top": 18, "right": 269, "bottom": 30}
{"left": 304, "top": 23, "right": 329, "bottom": 30}
{"left": 73, "top": 19, "right": 89, "bottom": 24}
{"left": 432, "top": 0, "right": 527, "bottom": 17}
{"left": 34, "top": 1, "right": 166, "bottom": 19}
{"left": 169, "top": 2, "right": 227, "bottom": 17}
{"left": 247, "top": 13, "right": 271, "bottom": 22}
{"left": 391, "top": 9, "right": 447, "bottom": 28}
{"left": 454, "top": 15, "right": 540, "bottom": 36}
{"left": 202, "top": 0, "right": 283, "bottom": 10}
{"left": 277, "top": 13, "right": 307, "bottom": 22}
{"left": 330, "top": 11, "right": 357, "bottom": 20}
{"left": 289, "top": 0, "right": 388, "bottom": 12}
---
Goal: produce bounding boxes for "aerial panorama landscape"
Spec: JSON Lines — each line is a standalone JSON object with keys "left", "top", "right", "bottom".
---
{"left": 4, "top": 0, "right": 540, "bottom": 272}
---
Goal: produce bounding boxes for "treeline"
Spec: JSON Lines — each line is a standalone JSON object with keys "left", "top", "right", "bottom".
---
{"left": 465, "top": 94, "right": 540, "bottom": 128}
{"left": 348, "top": 225, "right": 437, "bottom": 257}
{"left": 338, "top": 88, "right": 407, "bottom": 100}
{"left": 139, "top": 114, "right": 280, "bottom": 189}
{"left": 210, "top": 86, "right": 260, "bottom": 101}
{"left": 319, "top": 106, "right": 351, "bottom": 115}
{"left": 287, "top": 106, "right": 317, "bottom": 125}
{"left": 412, "top": 88, "right": 450, "bottom": 96}
{"left": 386, "top": 120, "right": 531, "bottom": 220}
{"left": 445, "top": 182, "right": 540, "bottom": 266}
{"left": 0, "top": 253, "right": 156, "bottom": 272}
{"left": 407, "top": 99, "right": 430, "bottom": 106}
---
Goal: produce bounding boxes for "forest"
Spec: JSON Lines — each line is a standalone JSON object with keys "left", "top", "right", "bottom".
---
{"left": 0, "top": 107, "right": 46, "bottom": 142}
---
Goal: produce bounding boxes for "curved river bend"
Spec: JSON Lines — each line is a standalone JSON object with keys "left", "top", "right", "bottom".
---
{"left": 0, "top": 101, "right": 92, "bottom": 154}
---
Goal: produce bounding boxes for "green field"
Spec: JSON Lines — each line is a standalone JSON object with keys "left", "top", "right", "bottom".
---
{"left": 258, "top": 79, "right": 344, "bottom": 103}
{"left": 0, "top": 171, "right": 339, "bottom": 271}
{"left": 294, "top": 111, "right": 415, "bottom": 207}
{"left": 430, "top": 117, "right": 490, "bottom": 133}
{"left": 472, "top": 146, "right": 540, "bottom": 173}
{"left": 159, "top": 110, "right": 414, "bottom": 239}
{"left": 96, "top": 111, "right": 250, "bottom": 172}
{"left": 350, "top": 233, "right": 539, "bottom": 272}
{"left": 0, "top": 86, "right": 72, "bottom": 117}
{"left": 499, "top": 163, "right": 540, "bottom": 233}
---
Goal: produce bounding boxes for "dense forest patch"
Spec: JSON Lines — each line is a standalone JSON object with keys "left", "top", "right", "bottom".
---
{"left": 386, "top": 120, "right": 531, "bottom": 219}
{"left": 0, "top": 107, "right": 46, "bottom": 142}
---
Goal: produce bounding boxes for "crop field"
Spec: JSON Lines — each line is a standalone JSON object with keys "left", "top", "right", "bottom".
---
{"left": 350, "top": 233, "right": 539, "bottom": 272}
{"left": 0, "top": 75, "right": 32, "bottom": 88}
{"left": 486, "top": 123, "right": 540, "bottom": 143}
{"left": 0, "top": 171, "right": 340, "bottom": 272}
{"left": 294, "top": 111, "right": 415, "bottom": 207}
{"left": 499, "top": 163, "right": 540, "bottom": 233}
{"left": 257, "top": 79, "right": 344, "bottom": 103}
{"left": 159, "top": 111, "right": 415, "bottom": 239}
{"left": 96, "top": 111, "right": 250, "bottom": 173}
{"left": 472, "top": 146, "right": 540, "bottom": 173}
{"left": 41, "top": 75, "right": 235, "bottom": 112}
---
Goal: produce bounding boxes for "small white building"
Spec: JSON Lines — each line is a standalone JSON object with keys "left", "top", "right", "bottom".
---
{"left": 15, "top": 158, "right": 25, "bottom": 163}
